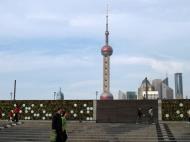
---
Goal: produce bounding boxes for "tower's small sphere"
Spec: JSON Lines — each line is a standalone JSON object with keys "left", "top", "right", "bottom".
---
{"left": 101, "top": 45, "right": 113, "bottom": 56}
{"left": 105, "top": 31, "right": 109, "bottom": 35}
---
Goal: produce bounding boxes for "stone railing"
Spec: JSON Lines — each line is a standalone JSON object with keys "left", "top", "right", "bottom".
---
{"left": 0, "top": 99, "right": 189, "bottom": 121}
{"left": 0, "top": 100, "right": 94, "bottom": 121}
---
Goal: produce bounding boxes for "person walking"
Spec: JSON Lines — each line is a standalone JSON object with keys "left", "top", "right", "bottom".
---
{"left": 61, "top": 109, "right": 68, "bottom": 142}
{"left": 51, "top": 108, "right": 63, "bottom": 142}
{"left": 8, "top": 110, "right": 14, "bottom": 122}
{"left": 136, "top": 108, "right": 143, "bottom": 124}
{"left": 0, "top": 107, "right": 2, "bottom": 120}
{"left": 148, "top": 107, "right": 154, "bottom": 124}
{"left": 13, "top": 104, "right": 20, "bottom": 122}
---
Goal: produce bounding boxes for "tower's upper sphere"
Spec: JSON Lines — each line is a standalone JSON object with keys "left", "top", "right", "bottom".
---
{"left": 101, "top": 45, "right": 113, "bottom": 56}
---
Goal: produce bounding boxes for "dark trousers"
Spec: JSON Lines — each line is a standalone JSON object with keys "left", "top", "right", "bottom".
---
{"left": 56, "top": 131, "right": 63, "bottom": 142}
{"left": 62, "top": 130, "right": 68, "bottom": 142}
{"left": 13, "top": 113, "right": 19, "bottom": 122}
{"left": 136, "top": 116, "right": 142, "bottom": 123}
{"left": 148, "top": 115, "right": 154, "bottom": 124}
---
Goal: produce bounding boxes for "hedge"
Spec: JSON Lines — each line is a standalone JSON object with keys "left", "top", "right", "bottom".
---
{"left": 0, "top": 100, "right": 94, "bottom": 121}
{"left": 162, "top": 99, "right": 190, "bottom": 121}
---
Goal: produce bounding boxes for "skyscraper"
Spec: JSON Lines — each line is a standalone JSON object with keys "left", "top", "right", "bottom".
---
{"left": 175, "top": 73, "right": 183, "bottom": 99}
{"left": 161, "top": 82, "right": 173, "bottom": 99}
{"left": 126, "top": 91, "right": 137, "bottom": 100}
{"left": 152, "top": 79, "right": 162, "bottom": 98}
{"left": 100, "top": 8, "right": 113, "bottom": 100}
{"left": 162, "top": 77, "right": 169, "bottom": 86}
{"left": 152, "top": 78, "right": 173, "bottom": 99}
{"left": 138, "top": 77, "right": 158, "bottom": 100}
{"left": 118, "top": 90, "right": 126, "bottom": 100}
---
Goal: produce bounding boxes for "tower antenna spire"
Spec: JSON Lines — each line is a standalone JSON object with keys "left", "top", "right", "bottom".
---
{"left": 100, "top": 4, "right": 113, "bottom": 100}
{"left": 105, "top": 4, "right": 109, "bottom": 45}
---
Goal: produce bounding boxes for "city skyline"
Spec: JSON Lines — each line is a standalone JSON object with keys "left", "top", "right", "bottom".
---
{"left": 0, "top": 0, "right": 190, "bottom": 100}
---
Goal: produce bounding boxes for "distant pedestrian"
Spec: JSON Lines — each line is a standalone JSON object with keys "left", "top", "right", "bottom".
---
{"left": 148, "top": 107, "right": 154, "bottom": 124}
{"left": 61, "top": 109, "right": 68, "bottom": 142}
{"left": 13, "top": 104, "right": 20, "bottom": 122}
{"left": 187, "top": 109, "right": 190, "bottom": 123}
{"left": 51, "top": 108, "right": 63, "bottom": 142}
{"left": 136, "top": 108, "right": 143, "bottom": 124}
{"left": 0, "top": 107, "right": 2, "bottom": 120}
{"left": 8, "top": 110, "right": 14, "bottom": 121}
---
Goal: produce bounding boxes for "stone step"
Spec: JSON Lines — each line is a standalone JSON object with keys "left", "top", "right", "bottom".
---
{"left": 67, "top": 139, "right": 159, "bottom": 142}
{"left": 0, "top": 138, "right": 49, "bottom": 142}
{"left": 0, "top": 121, "right": 189, "bottom": 142}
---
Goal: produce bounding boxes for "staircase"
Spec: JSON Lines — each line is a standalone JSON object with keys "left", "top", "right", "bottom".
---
{"left": 0, "top": 121, "right": 190, "bottom": 142}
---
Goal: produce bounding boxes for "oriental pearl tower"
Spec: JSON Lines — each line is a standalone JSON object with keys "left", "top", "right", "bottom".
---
{"left": 100, "top": 9, "right": 114, "bottom": 100}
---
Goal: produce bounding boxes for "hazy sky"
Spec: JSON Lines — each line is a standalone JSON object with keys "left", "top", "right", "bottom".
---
{"left": 0, "top": 0, "right": 190, "bottom": 100}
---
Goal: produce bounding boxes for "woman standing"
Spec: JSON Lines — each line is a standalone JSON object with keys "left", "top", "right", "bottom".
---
{"left": 61, "top": 110, "right": 68, "bottom": 142}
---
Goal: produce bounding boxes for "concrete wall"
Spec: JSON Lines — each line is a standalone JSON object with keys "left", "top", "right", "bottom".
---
{"left": 96, "top": 100, "right": 158, "bottom": 123}
{"left": 1, "top": 99, "right": 189, "bottom": 122}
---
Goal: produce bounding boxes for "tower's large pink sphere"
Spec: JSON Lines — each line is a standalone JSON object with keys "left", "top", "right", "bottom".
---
{"left": 101, "top": 45, "right": 113, "bottom": 56}
{"left": 100, "top": 95, "right": 113, "bottom": 100}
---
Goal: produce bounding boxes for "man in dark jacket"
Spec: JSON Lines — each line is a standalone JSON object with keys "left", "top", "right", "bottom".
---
{"left": 52, "top": 108, "right": 63, "bottom": 142}
{"left": 136, "top": 107, "right": 143, "bottom": 124}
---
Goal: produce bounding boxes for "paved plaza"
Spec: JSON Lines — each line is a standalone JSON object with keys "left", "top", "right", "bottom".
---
{"left": 0, "top": 120, "right": 190, "bottom": 142}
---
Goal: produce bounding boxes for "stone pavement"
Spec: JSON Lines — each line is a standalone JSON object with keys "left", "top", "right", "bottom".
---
{"left": 0, "top": 120, "right": 20, "bottom": 129}
{"left": 165, "top": 122, "right": 190, "bottom": 142}
{"left": 0, "top": 120, "right": 189, "bottom": 142}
